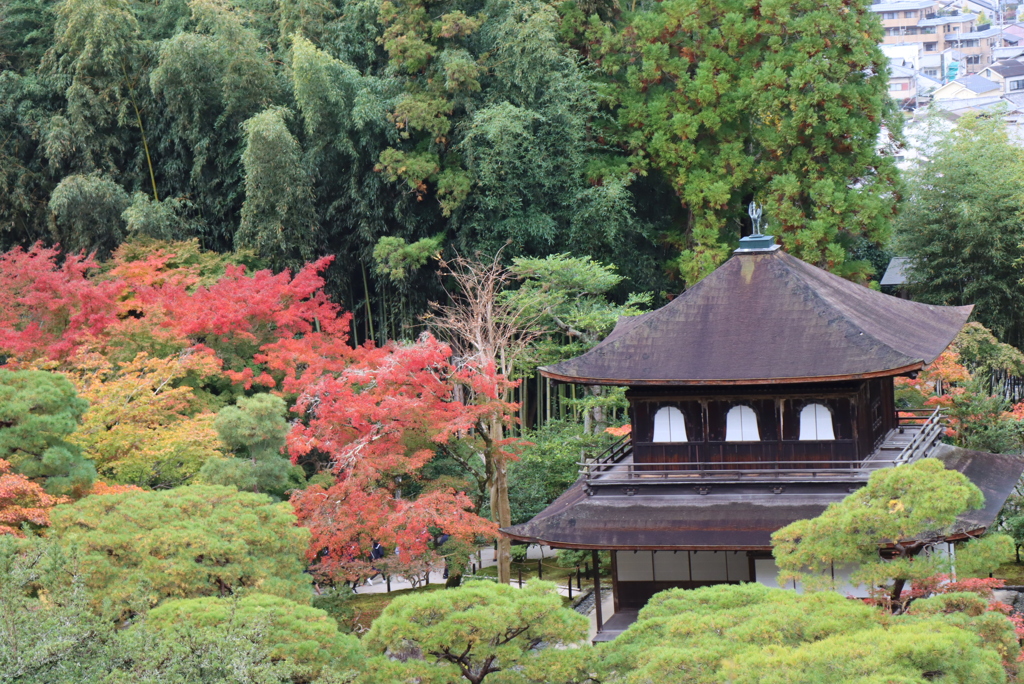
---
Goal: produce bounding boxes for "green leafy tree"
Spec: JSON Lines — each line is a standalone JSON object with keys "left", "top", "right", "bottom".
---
{"left": 772, "top": 459, "right": 985, "bottom": 608}
{"left": 895, "top": 112, "right": 1024, "bottom": 348}
{"left": 506, "top": 253, "right": 649, "bottom": 432}
{"left": 508, "top": 420, "right": 617, "bottom": 524}
{"left": 148, "top": 0, "right": 279, "bottom": 248}
{"left": 373, "top": 235, "right": 443, "bottom": 282}
{"left": 199, "top": 393, "right": 305, "bottom": 499}
{"left": 577, "top": 0, "right": 900, "bottom": 284}
{"left": 122, "top": 193, "right": 201, "bottom": 242}
{"left": 47, "top": 173, "right": 130, "bottom": 255}
{"left": 942, "top": 377, "right": 1024, "bottom": 454}
{"left": 43, "top": 0, "right": 157, "bottom": 197}
{"left": 0, "top": 536, "right": 325, "bottom": 684}
{"left": 508, "top": 253, "right": 650, "bottom": 365}
{"left": 0, "top": 369, "right": 95, "bottom": 496}
{"left": 952, "top": 322, "right": 1024, "bottom": 380}
{"left": 48, "top": 484, "right": 312, "bottom": 611}
{"left": 599, "top": 582, "right": 1016, "bottom": 684}
{"left": 237, "top": 107, "right": 316, "bottom": 268}
{"left": 146, "top": 593, "right": 363, "bottom": 682}
{"left": 362, "top": 580, "right": 591, "bottom": 684}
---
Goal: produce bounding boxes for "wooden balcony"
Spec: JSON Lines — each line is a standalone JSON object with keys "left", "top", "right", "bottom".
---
{"left": 581, "top": 408, "right": 945, "bottom": 485}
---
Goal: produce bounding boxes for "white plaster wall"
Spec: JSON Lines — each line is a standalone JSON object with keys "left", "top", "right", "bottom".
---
{"left": 831, "top": 565, "right": 870, "bottom": 598}
{"left": 690, "top": 551, "right": 729, "bottom": 581}
{"left": 754, "top": 558, "right": 790, "bottom": 590}
{"left": 652, "top": 551, "right": 690, "bottom": 581}
{"left": 726, "top": 551, "right": 751, "bottom": 582}
{"left": 616, "top": 551, "right": 653, "bottom": 581}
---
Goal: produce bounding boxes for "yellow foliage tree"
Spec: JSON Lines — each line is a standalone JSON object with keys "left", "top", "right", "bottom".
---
{"left": 56, "top": 350, "right": 226, "bottom": 488}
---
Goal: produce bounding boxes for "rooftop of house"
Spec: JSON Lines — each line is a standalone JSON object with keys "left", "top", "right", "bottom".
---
{"left": 870, "top": 0, "right": 937, "bottom": 11}
{"left": 947, "top": 26, "right": 1003, "bottom": 39}
{"left": 539, "top": 246, "right": 972, "bottom": 386}
{"left": 1003, "top": 91, "right": 1024, "bottom": 106}
{"left": 932, "top": 95, "right": 1018, "bottom": 116}
{"left": 994, "top": 45, "right": 1024, "bottom": 60}
{"left": 985, "top": 59, "right": 1024, "bottom": 78}
{"left": 919, "top": 14, "right": 975, "bottom": 26}
{"left": 946, "top": 74, "right": 1001, "bottom": 94}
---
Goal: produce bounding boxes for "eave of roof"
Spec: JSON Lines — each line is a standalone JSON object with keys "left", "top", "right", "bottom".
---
{"left": 540, "top": 249, "right": 972, "bottom": 386}
{"left": 919, "top": 15, "right": 974, "bottom": 26}
{"left": 871, "top": 0, "right": 936, "bottom": 11}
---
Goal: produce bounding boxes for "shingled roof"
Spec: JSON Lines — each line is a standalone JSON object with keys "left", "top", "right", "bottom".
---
{"left": 540, "top": 249, "right": 972, "bottom": 386}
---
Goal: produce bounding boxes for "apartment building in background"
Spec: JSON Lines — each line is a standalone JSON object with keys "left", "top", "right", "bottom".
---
{"left": 871, "top": 1, "right": 1000, "bottom": 73}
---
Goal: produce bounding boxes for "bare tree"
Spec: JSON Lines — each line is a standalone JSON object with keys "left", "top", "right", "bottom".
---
{"left": 426, "top": 249, "right": 542, "bottom": 585}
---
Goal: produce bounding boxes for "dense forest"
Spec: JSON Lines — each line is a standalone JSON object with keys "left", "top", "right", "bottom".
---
{"left": 1, "top": 0, "right": 901, "bottom": 343}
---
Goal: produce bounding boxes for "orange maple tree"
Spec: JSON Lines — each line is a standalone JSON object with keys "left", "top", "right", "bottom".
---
{"left": 0, "top": 459, "right": 69, "bottom": 536}
{"left": 288, "top": 334, "right": 513, "bottom": 581}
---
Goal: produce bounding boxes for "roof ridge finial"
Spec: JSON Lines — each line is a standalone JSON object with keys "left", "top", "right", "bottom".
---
{"left": 748, "top": 201, "right": 764, "bottom": 237}
{"left": 735, "top": 200, "right": 779, "bottom": 254}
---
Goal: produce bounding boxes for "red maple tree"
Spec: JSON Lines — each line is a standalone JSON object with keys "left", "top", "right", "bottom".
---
{"left": 288, "top": 334, "right": 515, "bottom": 582}
{"left": 0, "top": 244, "right": 124, "bottom": 360}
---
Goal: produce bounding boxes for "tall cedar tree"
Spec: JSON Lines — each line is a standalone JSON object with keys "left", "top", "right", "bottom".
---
{"left": 569, "top": 0, "right": 900, "bottom": 284}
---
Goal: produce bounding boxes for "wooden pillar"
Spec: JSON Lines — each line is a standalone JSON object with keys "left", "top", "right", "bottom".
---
{"left": 592, "top": 550, "right": 603, "bottom": 632}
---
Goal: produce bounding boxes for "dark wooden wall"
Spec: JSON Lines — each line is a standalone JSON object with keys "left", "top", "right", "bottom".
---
{"left": 627, "top": 379, "right": 897, "bottom": 470}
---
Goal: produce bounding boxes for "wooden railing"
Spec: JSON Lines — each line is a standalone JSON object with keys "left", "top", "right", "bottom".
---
{"left": 579, "top": 457, "right": 902, "bottom": 482}
{"left": 894, "top": 406, "right": 945, "bottom": 465}
{"left": 585, "top": 434, "right": 633, "bottom": 477}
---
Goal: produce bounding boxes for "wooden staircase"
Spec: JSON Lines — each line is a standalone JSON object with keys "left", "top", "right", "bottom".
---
{"left": 866, "top": 407, "right": 946, "bottom": 467}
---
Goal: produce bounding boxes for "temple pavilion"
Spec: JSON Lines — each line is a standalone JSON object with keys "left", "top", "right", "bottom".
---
{"left": 502, "top": 232, "right": 1024, "bottom": 641}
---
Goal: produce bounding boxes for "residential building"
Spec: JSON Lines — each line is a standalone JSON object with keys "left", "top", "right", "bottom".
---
{"left": 888, "top": 61, "right": 943, "bottom": 106}
{"left": 870, "top": 1, "right": 998, "bottom": 72}
{"left": 1004, "top": 22, "right": 1024, "bottom": 41}
{"left": 978, "top": 58, "right": 1024, "bottom": 92}
{"left": 931, "top": 73, "right": 1002, "bottom": 97}
{"left": 873, "top": 0, "right": 943, "bottom": 43}
{"left": 943, "top": 26, "right": 1007, "bottom": 70}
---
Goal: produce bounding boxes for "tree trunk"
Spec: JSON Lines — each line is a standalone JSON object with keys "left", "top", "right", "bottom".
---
{"left": 488, "top": 415, "right": 512, "bottom": 585}
{"left": 589, "top": 385, "right": 607, "bottom": 434}
{"left": 890, "top": 577, "right": 907, "bottom": 611}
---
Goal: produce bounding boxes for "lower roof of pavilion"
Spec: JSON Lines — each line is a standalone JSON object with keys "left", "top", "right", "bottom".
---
{"left": 501, "top": 445, "right": 1024, "bottom": 551}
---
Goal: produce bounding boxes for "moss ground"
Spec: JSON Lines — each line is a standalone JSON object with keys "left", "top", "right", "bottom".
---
{"left": 993, "top": 560, "right": 1024, "bottom": 585}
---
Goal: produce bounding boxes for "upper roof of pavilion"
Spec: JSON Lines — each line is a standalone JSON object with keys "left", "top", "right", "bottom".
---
{"left": 540, "top": 246, "right": 972, "bottom": 386}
